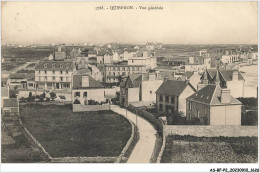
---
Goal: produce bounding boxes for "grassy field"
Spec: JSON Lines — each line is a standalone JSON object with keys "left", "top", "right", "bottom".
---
{"left": 161, "top": 135, "right": 258, "bottom": 163}
{"left": 1, "top": 118, "right": 47, "bottom": 163}
{"left": 20, "top": 104, "right": 132, "bottom": 157}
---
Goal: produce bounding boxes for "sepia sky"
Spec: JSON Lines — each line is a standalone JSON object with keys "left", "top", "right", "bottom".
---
{"left": 1, "top": 1, "right": 258, "bottom": 45}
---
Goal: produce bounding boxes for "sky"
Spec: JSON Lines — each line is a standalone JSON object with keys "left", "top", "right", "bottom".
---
{"left": 1, "top": 1, "right": 258, "bottom": 45}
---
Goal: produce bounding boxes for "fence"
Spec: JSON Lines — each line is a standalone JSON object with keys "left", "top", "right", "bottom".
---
{"left": 164, "top": 125, "right": 258, "bottom": 137}
{"left": 128, "top": 104, "right": 164, "bottom": 136}
{"left": 73, "top": 104, "right": 110, "bottom": 112}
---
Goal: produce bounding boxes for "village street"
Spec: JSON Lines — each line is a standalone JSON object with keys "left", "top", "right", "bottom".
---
{"left": 110, "top": 105, "right": 157, "bottom": 163}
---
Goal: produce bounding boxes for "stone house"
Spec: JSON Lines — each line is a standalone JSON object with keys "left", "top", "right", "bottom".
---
{"left": 155, "top": 79, "right": 196, "bottom": 115}
{"left": 186, "top": 85, "right": 242, "bottom": 125}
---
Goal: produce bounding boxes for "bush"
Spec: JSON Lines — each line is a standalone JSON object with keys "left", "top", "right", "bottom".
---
{"left": 73, "top": 99, "right": 81, "bottom": 104}
{"left": 46, "top": 97, "right": 50, "bottom": 102}
{"left": 50, "top": 92, "right": 57, "bottom": 101}
{"left": 241, "top": 111, "right": 258, "bottom": 126}
{"left": 237, "top": 97, "right": 257, "bottom": 110}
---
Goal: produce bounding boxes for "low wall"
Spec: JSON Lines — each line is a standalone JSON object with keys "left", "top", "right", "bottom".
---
{"left": 129, "top": 101, "right": 155, "bottom": 107}
{"left": 51, "top": 156, "right": 117, "bottom": 163}
{"left": 128, "top": 104, "right": 163, "bottom": 136}
{"left": 73, "top": 104, "right": 110, "bottom": 112}
{"left": 164, "top": 125, "right": 258, "bottom": 137}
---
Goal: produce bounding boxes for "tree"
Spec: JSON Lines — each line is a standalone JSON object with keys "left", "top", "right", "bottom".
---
{"left": 50, "top": 92, "right": 57, "bottom": 101}
{"left": 28, "top": 92, "right": 33, "bottom": 101}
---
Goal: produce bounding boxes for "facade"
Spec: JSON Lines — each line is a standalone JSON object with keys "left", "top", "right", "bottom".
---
{"left": 123, "top": 49, "right": 137, "bottom": 60}
{"left": 146, "top": 42, "right": 155, "bottom": 50}
{"left": 72, "top": 74, "right": 116, "bottom": 105}
{"left": 119, "top": 72, "right": 163, "bottom": 107}
{"left": 97, "top": 51, "right": 105, "bottom": 64}
{"left": 186, "top": 85, "right": 242, "bottom": 125}
{"left": 104, "top": 52, "right": 113, "bottom": 64}
{"left": 34, "top": 60, "right": 75, "bottom": 90}
{"left": 128, "top": 51, "right": 157, "bottom": 70}
{"left": 104, "top": 64, "right": 146, "bottom": 83}
{"left": 155, "top": 79, "right": 196, "bottom": 115}
{"left": 198, "top": 69, "right": 245, "bottom": 98}
{"left": 221, "top": 54, "right": 240, "bottom": 64}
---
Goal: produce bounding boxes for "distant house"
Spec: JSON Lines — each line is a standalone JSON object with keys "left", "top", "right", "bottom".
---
{"left": 112, "top": 51, "right": 120, "bottom": 61}
{"left": 177, "top": 71, "right": 201, "bottom": 91}
{"left": 186, "top": 85, "right": 242, "bottom": 125}
{"left": 146, "top": 42, "right": 155, "bottom": 50}
{"left": 119, "top": 71, "right": 163, "bottom": 107}
{"left": 198, "top": 69, "right": 245, "bottom": 98}
{"left": 123, "top": 49, "right": 137, "bottom": 60}
{"left": 54, "top": 46, "right": 66, "bottom": 60}
{"left": 155, "top": 79, "right": 196, "bottom": 115}
{"left": 104, "top": 52, "right": 113, "bottom": 64}
{"left": 128, "top": 51, "right": 157, "bottom": 69}
{"left": 72, "top": 74, "right": 116, "bottom": 105}
{"left": 1, "top": 86, "right": 10, "bottom": 108}
{"left": 88, "top": 50, "right": 97, "bottom": 62}
{"left": 2, "top": 98, "right": 19, "bottom": 116}
{"left": 97, "top": 51, "right": 106, "bottom": 64}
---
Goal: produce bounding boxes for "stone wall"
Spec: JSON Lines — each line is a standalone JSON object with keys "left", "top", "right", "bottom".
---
{"left": 73, "top": 104, "right": 110, "bottom": 112}
{"left": 164, "top": 125, "right": 258, "bottom": 137}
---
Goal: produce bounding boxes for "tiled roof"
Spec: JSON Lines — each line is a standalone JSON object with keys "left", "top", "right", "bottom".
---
{"left": 156, "top": 80, "right": 194, "bottom": 96}
{"left": 88, "top": 50, "right": 97, "bottom": 54}
{"left": 34, "top": 60, "right": 74, "bottom": 70}
{"left": 187, "top": 85, "right": 241, "bottom": 105}
{"left": 9, "top": 73, "right": 35, "bottom": 79}
{"left": 3, "top": 98, "right": 18, "bottom": 107}
{"left": 72, "top": 74, "right": 104, "bottom": 89}
{"left": 202, "top": 69, "right": 244, "bottom": 81}
{"left": 97, "top": 51, "right": 106, "bottom": 56}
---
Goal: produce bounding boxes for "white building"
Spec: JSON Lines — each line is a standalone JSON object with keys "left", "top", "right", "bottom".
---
{"left": 34, "top": 60, "right": 75, "bottom": 90}
{"left": 128, "top": 51, "right": 157, "bottom": 70}
{"left": 221, "top": 55, "right": 240, "bottom": 64}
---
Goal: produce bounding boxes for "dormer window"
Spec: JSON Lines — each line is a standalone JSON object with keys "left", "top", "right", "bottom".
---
{"left": 52, "top": 64, "right": 56, "bottom": 68}
{"left": 44, "top": 64, "right": 48, "bottom": 68}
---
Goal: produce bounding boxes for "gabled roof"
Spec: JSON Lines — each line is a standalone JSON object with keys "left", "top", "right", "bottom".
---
{"left": 3, "top": 98, "right": 18, "bottom": 107}
{"left": 72, "top": 74, "right": 105, "bottom": 89}
{"left": 187, "top": 85, "right": 241, "bottom": 105}
{"left": 34, "top": 60, "right": 74, "bottom": 70}
{"left": 155, "top": 80, "right": 195, "bottom": 96}
{"left": 203, "top": 69, "right": 244, "bottom": 81}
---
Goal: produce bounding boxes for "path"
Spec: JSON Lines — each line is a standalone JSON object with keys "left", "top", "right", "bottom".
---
{"left": 111, "top": 105, "right": 157, "bottom": 163}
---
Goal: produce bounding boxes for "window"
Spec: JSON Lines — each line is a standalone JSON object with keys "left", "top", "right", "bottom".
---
{"left": 113, "top": 67, "right": 115, "bottom": 71}
{"left": 150, "top": 91, "right": 152, "bottom": 94}
{"left": 171, "top": 96, "right": 175, "bottom": 104}
{"left": 45, "top": 76, "right": 47, "bottom": 80}
{"left": 132, "top": 60, "right": 134, "bottom": 63}
{"left": 75, "top": 92, "right": 80, "bottom": 97}
{"left": 118, "top": 67, "right": 120, "bottom": 71}
{"left": 122, "top": 88, "right": 125, "bottom": 95}
{"left": 109, "top": 72, "right": 111, "bottom": 76}
{"left": 113, "top": 72, "right": 115, "bottom": 76}
{"left": 197, "top": 110, "right": 200, "bottom": 117}
{"left": 60, "top": 70, "right": 63, "bottom": 74}
{"left": 44, "top": 64, "right": 48, "bottom": 68}
{"left": 38, "top": 70, "right": 40, "bottom": 74}
{"left": 53, "top": 77, "right": 55, "bottom": 80}
{"left": 66, "top": 70, "right": 68, "bottom": 74}
{"left": 159, "top": 104, "right": 163, "bottom": 111}
{"left": 60, "top": 77, "right": 63, "bottom": 81}
{"left": 52, "top": 64, "right": 55, "bottom": 68}
{"left": 60, "top": 64, "right": 63, "bottom": 68}
{"left": 44, "top": 70, "right": 47, "bottom": 74}
{"left": 122, "top": 72, "right": 125, "bottom": 76}
{"left": 189, "top": 102, "right": 192, "bottom": 110}
{"left": 166, "top": 96, "right": 169, "bottom": 103}
{"left": 123, "top": 67, "right": 125, "bottom": 71}
{"left": 160, "top": 95, "right": 163, "bottom": 102}
{"left": 83, "top": 92, "right": 87, "bottom": 97}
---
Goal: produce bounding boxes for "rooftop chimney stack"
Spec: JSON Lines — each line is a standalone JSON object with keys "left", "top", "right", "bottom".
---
{"left": 220, "top": 88, "right": 231, "bottom": 104}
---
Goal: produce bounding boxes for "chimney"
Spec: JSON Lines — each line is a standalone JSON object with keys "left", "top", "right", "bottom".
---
{"left": 232, "top": 71, "right": 238, "bottom": 81}
{"left": 148, "top": 72, "right": 156, "bottom": 81}
{"left": 220, "top": 88, "right": 231, "bottom": 104}
{"left": 164, "top": 76, "right": 168, "bottom": 82}
{"left": 155, "top": 70, "right": 159, "bottom": 79}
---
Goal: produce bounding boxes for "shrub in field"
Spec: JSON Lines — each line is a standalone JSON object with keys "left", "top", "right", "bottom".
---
{"left": 241, "top": 111, "right": 258, "bottom": 126}
{"left": 49, "top": 92, "right": 57, "bottom": 101}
